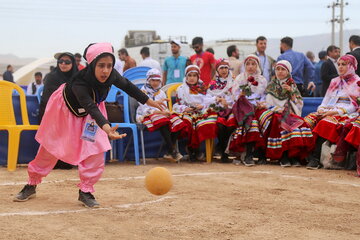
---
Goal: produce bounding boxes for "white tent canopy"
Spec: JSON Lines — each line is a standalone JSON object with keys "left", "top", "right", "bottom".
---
{"left": 13, "top": 58, "right": 55, "bottom": 85}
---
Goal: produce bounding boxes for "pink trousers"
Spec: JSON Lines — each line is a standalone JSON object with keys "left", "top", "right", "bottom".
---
{"left": 27, "top": 146, "right": 105, "bottom": 193}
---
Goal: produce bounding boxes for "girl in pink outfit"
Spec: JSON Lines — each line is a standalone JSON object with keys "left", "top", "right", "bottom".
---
{"left": 14, "top": 43, "right": 164, "bottom": 208}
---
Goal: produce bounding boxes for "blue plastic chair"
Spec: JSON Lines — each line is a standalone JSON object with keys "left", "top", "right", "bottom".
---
{"left": 105, "top": 86, "right": 122, "bottom": 161}
{"left": 105, "top": 85, "right": 142, "bottom": 165}
{"left": 105, "top": 85, "right": 120, "bottom": 102}
{"left": 36, "top": 85, "right": 44, "bottom": 103}
{"left": 302, "top": 97, "right": 323, "bottom": 117}
{"left": 123, "top": 66, "right": 151, "bottom": 81}
{"left": 105, "top": 67, "right": 150, "bottom": 164}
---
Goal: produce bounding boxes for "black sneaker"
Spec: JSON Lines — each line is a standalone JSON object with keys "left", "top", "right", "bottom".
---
{"left": 172, "top": 151, "right": 183, "bottom": 162}
{"left": 78, "top": 190, "right": 100, "bottom": 208}
{"left": 186, "top": 147, "right": 196, "bottom": 162}
{"left": 243, "top": 156, "right": 255, "bottom": 167}
{"left": 189, "top": 152, "right": 197, "bottom": 162}
{"left": 13, "top": 184, "right": 37, "bottom": 202}
{"left": 290, "top": 158, "right": 301, "bottom": 167}
{"left": 196, "top": 152, "right": 205, "bottom": 161}
{"left": 306, "top": 158, "right": 320, "bottom": 170}
{"left": 221, "top": 153, "right": 230, "bottom": 163}
{"left": 257, "top": 158, "right": 267, "bottom": 165}
{"left": 280, "top": 156, "right": 291, "bottom": 168}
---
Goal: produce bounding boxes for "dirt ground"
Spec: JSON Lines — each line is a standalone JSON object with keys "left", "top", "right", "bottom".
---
{"left": 1, "top": 159, "right": 360, "bottom": 240}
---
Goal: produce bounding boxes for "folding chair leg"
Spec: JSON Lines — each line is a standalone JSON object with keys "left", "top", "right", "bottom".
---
{"left": 123, "top": 131, "right": 133, "bottom": 160}
{"left": 140, "top": 129, "right": 146, "bottom": 165}
{"left": 129, "top": 126, "right": 140, "bottom": 165}
{"left": 205, "top": 138, "right": 214, "bottom": 163}
{"left": 116, "top": 139, "right": 124, "bottom": 162}
{"left": 110, "top": 141, "right": 115, "bottom": 160}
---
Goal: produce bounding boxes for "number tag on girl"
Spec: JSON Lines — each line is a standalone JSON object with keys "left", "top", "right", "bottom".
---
{"left": 81, "top": 120, "right": 98, "bottom": 142}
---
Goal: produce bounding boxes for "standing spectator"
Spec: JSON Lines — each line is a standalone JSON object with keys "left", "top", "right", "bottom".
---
{"left": 227, "top": 45, "right": 242, "bottom": 77}
{"left": 26, "top": 72, "right": 43, "bottom": 95}
{"left": 114, "top": 49, "right": 124, "bottom": 75}
{"left": 254, "top": 36, "right": 275, "bottom": 82}
{"left": 190, "top": 37, "right": 216, "bottom": 85}
{"left": 3, "top": 64, "right": 14, "bottom": 82}
{"left": 321, "top": 45, "right": 340, "bottom": 96}
{"left": 162, "top": 40, "right": 187, "bottom": 85}
{"left": 118, "top": 48, "right": 136, "bottom": 72}
{"left": 277, "top": 37, "right": 315, "bottom": 96}
{"left": 348, "top": 35, "right": 360, "bottom": 75}
{"left": 313, "top": 51, "right": 327, "bottom": 97}
{"left": 74, "top": 53, "right": 85, "bottom": 70}
{"left": 205, "top": 47, "right": 215, "bottom": 55}
{"left": 306, "top": 51, "right": 317, "bottom": 65}
{"left": 138, "top": 47, "right": 161, "bottom": 72}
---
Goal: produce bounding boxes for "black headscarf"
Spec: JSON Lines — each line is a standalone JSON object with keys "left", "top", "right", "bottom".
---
{"left": 39, "top": 52, "right": 78, "bottom": 120}
{"left": 53, "top": 52, "right": 78, "bottom": 81}
{"left": 70, "top": 50, "right": 116, "bottom": 104}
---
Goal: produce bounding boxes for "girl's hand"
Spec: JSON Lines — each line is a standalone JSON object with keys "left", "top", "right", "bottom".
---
{"left": 158, "top": 111, "right": 171, "bottom": 117}
{"left": 184, "top": 107, "right": 193, "bottom": 113}
{"left": 274, "top": 107, "right": 284, "bottom": 114}
{"left": 257, "top": 102, "right": 266, "bottom": 109}
{"left": 217, "top": 97, "right": 227, "bottom": 107}
{"left": 316, "top": 109, "right": 325, "bottom": 115}
{"left": 146, "top": 98, "right": 166, "bottom": 111}
{"left": 282, "top": 83, "right": 292, "bottom": 92}
{"left": 158, "top": 98, "right": 170, "bottom": 103}
{"left": 322, "top": 110, "right": 338, "bottom": 117}
{"left": 102, "top": 124, "right": 127, "bottom": 140}
{"left": 153, "top": 110, "right": 169, "bottom": 116}
{"left": 307, "top": 82, "right": 316, "bottom": 91}
{"left": 195, "top": 104, "right": 204, "bottom": 110}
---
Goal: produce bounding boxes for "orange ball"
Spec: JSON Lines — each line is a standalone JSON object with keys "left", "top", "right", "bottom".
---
{"left": 145, "top": 167, "right": 173, "bottom": 195}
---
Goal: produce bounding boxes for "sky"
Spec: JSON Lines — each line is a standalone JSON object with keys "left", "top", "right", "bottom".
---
{"left": 0, "top": 0, "right": 359, "bottom": 58}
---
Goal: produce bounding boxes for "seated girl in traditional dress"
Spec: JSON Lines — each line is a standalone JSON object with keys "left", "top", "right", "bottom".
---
{"left": 227, "top": 54, "right": 267, "bottom": 166}
{"left": 340, "top": 111, "right": 360, "bottom": 176}
{"left": 262, "top": 60, "right": 313, "bottom": 167}
{"left": 136, "top": 68, "right": 186, "bottom": 162}
{"left": 173, "top": 65, "right": 218, "bottom": 162}
{"left": 305, "top": 55, "right": 360, "bottom": 169}
{"left": 207, "top": 59, "right": 235, "bottom": 163}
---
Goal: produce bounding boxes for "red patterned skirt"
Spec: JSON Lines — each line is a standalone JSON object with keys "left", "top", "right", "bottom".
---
{"left": 265, "top": 112, "right": 314, "bottom": 160}
{"left": 345, "top": 116, "right": 360, "bottom": 148}
{"left": 217, "top": 113, "right": 237, "bottom": 127}
{"left": 228, "top": 109, "right": 264, "bottom": 153}
{"left": 308, "top": 114, "right": 350, "bottom": 143}
{"left": 179, "top": 110, "right": 218, "bottom": 148}
{"left": 142, "top": 113, "right": 187, "bottom": 133}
